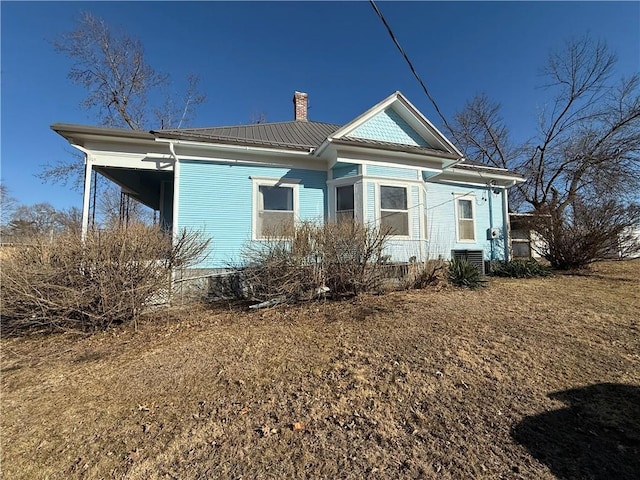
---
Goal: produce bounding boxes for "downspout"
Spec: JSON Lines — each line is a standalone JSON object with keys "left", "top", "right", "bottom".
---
{"left": 167, "top": 141, "right": 181, "bottom": 301}
{"left": 488, "top": 184, "right": 495, "bottom": 261}
{"left": 502, "top": 187, "right": 511, "bottom": 262}
{"left": 168, "top": 141, "right": 180, "bottom": 245}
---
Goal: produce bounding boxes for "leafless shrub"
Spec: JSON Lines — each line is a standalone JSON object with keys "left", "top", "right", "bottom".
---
{"left": 402, "top": 259, "right": 447, "bottom": 289}
{"left": 0, "top": 225, "right": 210, "bottom": 333}
{"left": 317, "top": 221, "right": 391, "bottom": 296}
{"left": 242, "top": 221, "right": 391, "bottom": 304}
{"left": 526, "top": 201, "right": 640, "bottom": 269}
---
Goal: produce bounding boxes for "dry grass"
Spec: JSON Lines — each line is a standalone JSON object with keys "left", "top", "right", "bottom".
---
{"left": 2, "top": 260, "right": 639, "bottom": 479}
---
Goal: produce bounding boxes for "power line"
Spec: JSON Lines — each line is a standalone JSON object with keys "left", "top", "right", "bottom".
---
{"left": 368, "top": 0, "right": 453, "bottom": 134}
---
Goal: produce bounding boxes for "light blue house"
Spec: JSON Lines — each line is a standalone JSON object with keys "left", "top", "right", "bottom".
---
{"left": 52, "top": 91, "right": 524, "bottom": 273}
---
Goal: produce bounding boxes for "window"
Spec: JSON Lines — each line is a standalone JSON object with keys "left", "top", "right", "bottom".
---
{"left": 456, "top": 197, "right": 475, "bottom": 241}
{"left": 257, "top": 184, "right": 295, "bottom": 238}
{"left": 336, "top": 185, "right": 354, "bottom": 223}
{"left": 380, "top": 185, "right": 409, "bottom": 235}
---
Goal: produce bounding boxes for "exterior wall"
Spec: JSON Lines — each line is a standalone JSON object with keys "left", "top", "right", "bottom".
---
{"left": 177, "top": 160, "right": 326, "bottom": 268}
{"left": 347, "top": 108, "right": 430, "bottom": 147}
{"left": 175, "top": 160, "right": 510, "bottom": 268}
{"left": 426, "top": 182, "right": 507, "bottom": 261}
{"left": 362, "top": 167, "right": 427, "bottom": 262}
{"left": 332, "top": 162, "right": 359, "bottom": 179}
{"left": 366, "top": 165, "right": 419, "bottom": 180}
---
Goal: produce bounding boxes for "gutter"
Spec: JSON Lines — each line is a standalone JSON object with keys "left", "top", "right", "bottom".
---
{"left": 154, "top": 137, "right": 310, "bottom": 157}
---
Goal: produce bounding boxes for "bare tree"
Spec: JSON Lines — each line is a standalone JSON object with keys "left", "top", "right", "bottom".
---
{"left": 1, "top": 184, "right": 17, "bottom": 228}
{"left": 448, "top": 35, "right": 640, "bottom": 267}
{"left": 39, "top": 12, "right": 206, "bottom": 223}
{"left": 52, "top": 11, "right": 205, "bottom": 130}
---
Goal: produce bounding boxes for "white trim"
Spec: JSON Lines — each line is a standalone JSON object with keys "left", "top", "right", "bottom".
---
{"left": 154, "top": 137, "right": 311, "bottom": 157}
{"left": 327, "top": 175, "right": 363, "bottom": 187}
{"left": 365, "top": 175, "right": 425, "bottom": 186}
{"left": 395, "top": 93, "right": 464, "bottom": 157}
{"left": 252, "top": 178, "right": 300, "bottom": 240}
{"left": 81, "top": 156, "right": 93, "bottom": 241}
{"left": 378, "top": 183, "right": 411, "bottom": 239}
{"left": 169, "top": 142, "right": 181, "bottom": 245}
{"left": 327, "top": 179, "right": 364, "bottom": 222}
{"left": 249, "top": 176, "right": 301, "bottom": 184}
{"left": 335, "top": 184, "right": 356, "bottom": 223}
{"left": 454, "top": 194, "right": 476, "bottom": 243}
{"left": 422, "top": 186, "right": 429, "bottom": 242}
{"left": 338, "top": 156, "right": 435, "bottom": 172}
{"left": 323, "top": 92, "right": 462, "bottom": 160}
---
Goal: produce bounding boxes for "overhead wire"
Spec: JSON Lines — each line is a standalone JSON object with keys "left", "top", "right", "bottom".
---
{"left": 368, "top": 0, "right": 454, "bottom": 134}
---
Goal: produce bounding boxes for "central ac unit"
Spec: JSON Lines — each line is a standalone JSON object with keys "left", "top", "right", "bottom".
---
{"left": 451, "top": 249, "right": 485, "bottom": 275}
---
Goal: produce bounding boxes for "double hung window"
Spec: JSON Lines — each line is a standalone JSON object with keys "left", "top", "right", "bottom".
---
{"left": 336, "top": 185, "right": 354, "bottom": 223}
{"left": 380, "top": 185, "right": 409, "bottom": 236}
{"left": 456, "top": 197, "right": 475, "bottom": 241}
{"left": 257, "top": 184, "right": 294, "bottom": 238}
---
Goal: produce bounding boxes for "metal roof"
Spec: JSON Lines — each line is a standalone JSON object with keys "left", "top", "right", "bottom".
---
{"left": 331, "top": 137, "right": 458, "bottom": 159}
{"left": 152, "top": 121, "right": 341, "bottom": 151}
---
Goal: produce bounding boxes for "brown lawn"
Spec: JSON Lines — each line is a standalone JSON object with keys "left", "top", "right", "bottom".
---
{"left": 2, "top": 260, "right": 639, "bottom": 479}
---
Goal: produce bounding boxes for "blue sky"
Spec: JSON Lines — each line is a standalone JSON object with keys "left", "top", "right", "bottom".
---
{"left": 1, "top": 1, "right": 638, "bottom": 211}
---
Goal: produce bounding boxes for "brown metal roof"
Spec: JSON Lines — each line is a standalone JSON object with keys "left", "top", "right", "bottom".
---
{"left": 152, "top": 121, "right": 341, "bottom": 151}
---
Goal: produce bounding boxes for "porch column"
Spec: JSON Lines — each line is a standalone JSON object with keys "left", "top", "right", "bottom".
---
{"left": 81, "top": 157, "right": 93, "bottom": 241}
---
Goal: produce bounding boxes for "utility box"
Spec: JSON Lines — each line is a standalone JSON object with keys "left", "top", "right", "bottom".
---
{"left": 487, "top": 227, "right": 501, "bottom": 240}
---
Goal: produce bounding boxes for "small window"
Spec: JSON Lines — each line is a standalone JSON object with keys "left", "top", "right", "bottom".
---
{"left": 456, "top": 198, "right": 475, "bottom": 241}
{"left": 257, "top": 185, "right": 294, "bottom": 238}
{"left": 336, "top": 185, "right": 354, "bottom": 223}
{"left": 381, "top": 185, "right": 408, "bottom": 236}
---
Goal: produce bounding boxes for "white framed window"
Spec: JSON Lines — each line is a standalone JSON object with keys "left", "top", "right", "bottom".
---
{"left": 455, "top": 196, "right": 475, "bottom": 242}
{"left": 380, "top": 185, "right": 409, "bottom": 236}
{"left": 253, "top": 178, "right": 299, "bottom": 239}
{"left": 336, "top": 184, "right": 354, "bottom": 223}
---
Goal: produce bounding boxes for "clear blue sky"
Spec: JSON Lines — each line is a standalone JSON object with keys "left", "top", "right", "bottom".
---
{"left": 2, "top": 1, "right": 638, "bottom": 211}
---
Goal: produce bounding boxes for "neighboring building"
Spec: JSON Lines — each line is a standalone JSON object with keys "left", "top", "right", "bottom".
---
{"left": 52, "top": 91, "right": 524, "bottom": 272}
{"left": 509, "top": 213, "right": 546, "bottom": 260}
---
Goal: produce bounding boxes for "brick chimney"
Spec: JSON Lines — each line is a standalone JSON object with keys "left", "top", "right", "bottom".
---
{"left": 293, "top": 91, "right": 308, "bottom": 121}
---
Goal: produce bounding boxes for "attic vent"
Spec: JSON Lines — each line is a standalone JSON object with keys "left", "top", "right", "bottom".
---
{"left": 451, "top": 249, "right": 485, "bottom": 275}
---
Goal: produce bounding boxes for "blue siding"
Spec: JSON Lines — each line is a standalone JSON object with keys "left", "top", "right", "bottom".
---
{"left": 367, "top": 165, "right": 419, "bottom": 180}
{"left": 177, "top": 161, "right": 326, "bottom": 268}
{"left": 347, "top": 108, "right": 430, "bottom": 147}
{"left": 425, "top": 182, "right": 507, "bottom": 261}
{"left": 366, "top": 182, "right": 376, "bottom": 224}
{"left": 411, "top": 186, "right": 420, "bottom": 239}
{"left": 332, "top": 163, "right": 359, "bottom": 179}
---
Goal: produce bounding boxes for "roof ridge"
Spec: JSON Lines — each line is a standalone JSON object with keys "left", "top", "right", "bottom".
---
{"left": 154, "top": 120, "right": 342, "bottom": 133}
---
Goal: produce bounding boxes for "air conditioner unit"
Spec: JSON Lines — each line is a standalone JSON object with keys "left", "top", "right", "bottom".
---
{"left": 451, "top": 249, "right": 485, "bottom": 275}
{"left": 487, "top": 227, "right": 501, "bottom": 240}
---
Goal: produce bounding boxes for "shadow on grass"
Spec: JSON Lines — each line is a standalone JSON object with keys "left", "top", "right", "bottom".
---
{"left": 512, "top": 383, "right": 640, "bottom": 480}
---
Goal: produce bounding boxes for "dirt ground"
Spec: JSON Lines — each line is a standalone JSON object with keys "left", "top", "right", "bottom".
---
{"left": 2, "top": 260, "right": 639, "bottom": 479}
